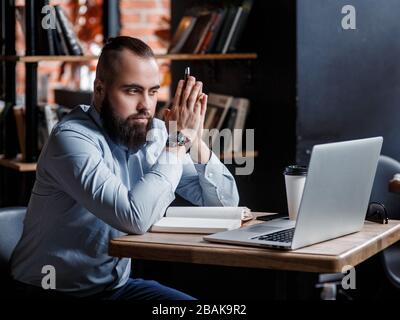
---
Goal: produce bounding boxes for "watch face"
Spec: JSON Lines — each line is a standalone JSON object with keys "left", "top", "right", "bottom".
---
{"left": 177, "top": 132, "right": 186, "bottom": 144}
{"left": 167, "top": 131, "right": 191, "bottom": 148}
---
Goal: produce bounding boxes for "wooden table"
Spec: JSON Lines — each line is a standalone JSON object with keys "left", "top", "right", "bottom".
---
{"left": 109, "top": 213, "right": 400, "bottom": 273}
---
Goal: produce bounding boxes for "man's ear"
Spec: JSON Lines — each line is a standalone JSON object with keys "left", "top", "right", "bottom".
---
{"left": 94, "top": 78, "right": 105, "bottom": 97}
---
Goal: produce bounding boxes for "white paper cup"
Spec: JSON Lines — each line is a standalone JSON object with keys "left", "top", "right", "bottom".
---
{"left": 284, "top": 165, "right": 308, "bottom": 220}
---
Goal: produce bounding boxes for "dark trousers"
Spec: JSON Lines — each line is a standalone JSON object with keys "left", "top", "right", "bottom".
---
{"left": 12, "top": 278, "right": 196, "bottom": 300}
{"left": 91, "top": 278, "right": 196, "bottom": 300}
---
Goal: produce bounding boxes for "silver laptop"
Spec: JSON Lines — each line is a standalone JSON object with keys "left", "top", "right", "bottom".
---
{"left": 204, "top": 137, "right": 383, "bottom": 250}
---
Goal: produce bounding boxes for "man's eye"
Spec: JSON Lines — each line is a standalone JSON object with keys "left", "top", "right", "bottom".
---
{"left": 127, "top": 89, "right": 139, "bottom": 94}
{"left": 150, "top": 90, "right": 159, "bottom": 96}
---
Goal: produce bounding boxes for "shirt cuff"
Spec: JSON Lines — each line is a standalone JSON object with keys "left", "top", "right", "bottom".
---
{"left": 194, "top": 152, "right": 225, "bottom": 184}
{"left": 151, "top": 150, "right": 184, "bottom": 190}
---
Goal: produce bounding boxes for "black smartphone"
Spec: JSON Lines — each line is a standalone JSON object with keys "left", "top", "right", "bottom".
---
{"left": 256, "top": 213, "right": 289, "bottom": 221}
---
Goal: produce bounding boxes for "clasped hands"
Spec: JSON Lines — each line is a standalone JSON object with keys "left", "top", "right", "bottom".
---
{"left": 163, "top": 76, "right": 211, "bottom": 163}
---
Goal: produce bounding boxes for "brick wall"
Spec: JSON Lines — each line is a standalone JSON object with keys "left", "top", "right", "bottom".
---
{"left": 15, "top": 0, "right": 171, "bottom": 104}
{"left": 119, "top": 0, "right": 171, "bottom": 100}
{"left": 120, "top": 0, "right": 170, "bottom": 53}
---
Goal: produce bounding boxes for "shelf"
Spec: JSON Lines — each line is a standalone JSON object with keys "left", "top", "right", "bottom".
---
{"left": 219, "top": 150, "right": 258, "bottom": 160}
{"left": 0, "top": 53, "right": 257, "bottom": 63}
{"left": 0, "top": 151, "right": 258, "bottom": 172}
{"left": 0, "top": 154, "right": 37, "bottom": 172}
{"left": 157, "top": 53, "right": 257, "bottom": 61}
{"left": 0, "top": 55, "right": 98, "bottom": 62}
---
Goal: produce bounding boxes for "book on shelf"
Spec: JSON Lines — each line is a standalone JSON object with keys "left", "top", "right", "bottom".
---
{"left": 168, "top": 15, "right": 198, "bottom": 54}
{"left": 203, "top": 93, "right": 233, "bottom": 146}
{"left": 227, "top": 0, "right": 254, "bottom": 53}
{"left": 52, "top": 25, "right": 65, "bottom": 55}
{"left": 16, "top": 2, "right": 83, "bottom": 56}
{"left": 202, "top": 8, "right": 227, "bottom": 54}
{"left": 179, "top": 11, "right": 216, "bottom": 54}
{"left": 203, "top": 106, "right": 217, "bottom": 130}
{"left": 227, "top": 97, "right": 250, "bottom": 152}
{"left": 221, "top": 6, "right": 243, "bottom": 54}
{"left": 150, "top": 206, "right": 252, "bottom": 234}
{"left": 54, "top": 5, "right": 84, "bottom": 55}
{"left": 218, "top": 103, "right": 238, "bottom": 152}
{"left": 55, "top": 16, "right": 71, "bottom": 55}
{"left": 205, "top": 93, "right": 233, "bottom": 130}
{"left": 169, "top": 1, "right": 253, "bottom": 54}
{"left": 193, "top": 11, "right": 220, "bottom": 54}
{"left": 36, "top": 0, "right": 55, "bottom": 55}
{"left": 203, "top": 94, "right": 250, "bottom": 153}
{"left": 214, "top": 6, "right": 239, "bottom": 53}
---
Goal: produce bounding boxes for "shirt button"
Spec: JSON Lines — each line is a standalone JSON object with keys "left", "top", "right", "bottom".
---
{"left": 154, "top": 152, "right": 159, "bottom": 157}
{"left": 220, "top": 195, "right": 224, "bottom": 199}
{"left": 208, "top": 172, "right": 213, "bottom": 178}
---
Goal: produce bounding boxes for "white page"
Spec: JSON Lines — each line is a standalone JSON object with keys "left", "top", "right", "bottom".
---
{"left": 151, "top": 217, "right": 241, "bottom": 234}
{"left": 165, "top": 207, "right": 248, "bottom": 220}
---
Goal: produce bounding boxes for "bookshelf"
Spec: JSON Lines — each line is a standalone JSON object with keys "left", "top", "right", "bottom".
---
{"left": 166, "top": 0, "right": 297, "bottom": 214}
{"left": 0, "top": 51, "right": 258, "bottom": 171}
{"left": 0, "top": 50, "right": 258, "bottom": 172}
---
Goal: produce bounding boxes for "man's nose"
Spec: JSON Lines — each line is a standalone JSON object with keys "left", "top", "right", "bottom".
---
{"left": 137, "top": 94, "right": 151, "bottom": 111}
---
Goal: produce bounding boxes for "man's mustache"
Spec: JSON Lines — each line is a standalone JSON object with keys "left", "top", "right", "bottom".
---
{"left": 127, "top": 112, "right": 152, "bottom": 120}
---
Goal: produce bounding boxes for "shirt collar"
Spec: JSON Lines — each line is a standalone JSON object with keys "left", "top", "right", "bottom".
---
{"left": 88, "top": 103, "right": 103, "bottom": 129}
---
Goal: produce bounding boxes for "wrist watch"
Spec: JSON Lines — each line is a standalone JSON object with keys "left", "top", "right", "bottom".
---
{"left": 166, "top": 131, "right": 192, "bottom": 152}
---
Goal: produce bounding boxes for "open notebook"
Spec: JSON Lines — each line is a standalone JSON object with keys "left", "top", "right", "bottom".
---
{"left": 150, "top": 207, "right": 252, "bottom": 234}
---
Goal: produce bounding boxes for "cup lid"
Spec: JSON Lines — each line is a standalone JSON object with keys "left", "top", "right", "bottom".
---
{"left": 284, "top": 165, "right": 308, "bottom": 176}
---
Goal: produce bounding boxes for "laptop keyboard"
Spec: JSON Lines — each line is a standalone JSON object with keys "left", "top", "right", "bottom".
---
{"left": 252, "top": 228, "right": 295, "bottom": 243}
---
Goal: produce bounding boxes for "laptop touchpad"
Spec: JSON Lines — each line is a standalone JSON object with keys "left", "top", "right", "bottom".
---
{"left": 242, "top": 224, "right": 282, "bottom": 234}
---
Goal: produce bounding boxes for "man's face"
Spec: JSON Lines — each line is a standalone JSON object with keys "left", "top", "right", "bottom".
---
{"left": 97, "top": 49, "right": 160, "bottom": 150}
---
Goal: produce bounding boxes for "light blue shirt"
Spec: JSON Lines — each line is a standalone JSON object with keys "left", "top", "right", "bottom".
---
{"left": 11, "top": 104, "right": 239, "bottom": 297}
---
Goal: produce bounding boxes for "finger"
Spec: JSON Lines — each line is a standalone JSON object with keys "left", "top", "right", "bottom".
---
{"left": 200, "top": 94, "right": 208, "bottom": 118}
{"left": 196, "top": 94, "right": 205, "bottom": 113}
{"left": 187, "top": 81, "right": 202, "bottom": 111}
{"left": 181, "top": 76, "right": 196, "bottom": 108}
{"left": 162, "top": 108, "right": 170, "bottom": 121}
{"left": 198, "top": 81, "right": 203, "bottom": 99}
{"left": 194, "top": 92, "right": 204, "bottom": 114}
{"left": 172, "top": 80, "right": 184, "bottom": 107}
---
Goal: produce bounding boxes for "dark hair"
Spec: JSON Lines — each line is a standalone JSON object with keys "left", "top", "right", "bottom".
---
{"left": 96, "top": 36, "right": 155, "bottom": 82}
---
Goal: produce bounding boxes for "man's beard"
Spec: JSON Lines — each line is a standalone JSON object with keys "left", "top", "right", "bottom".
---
{"left": 100, "top": 94, "right": 153, "bottom": 151}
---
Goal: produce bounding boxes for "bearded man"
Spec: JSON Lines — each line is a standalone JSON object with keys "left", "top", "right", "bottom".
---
{"left": 10, "top": 36, "right": 239, "bottom": 300}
